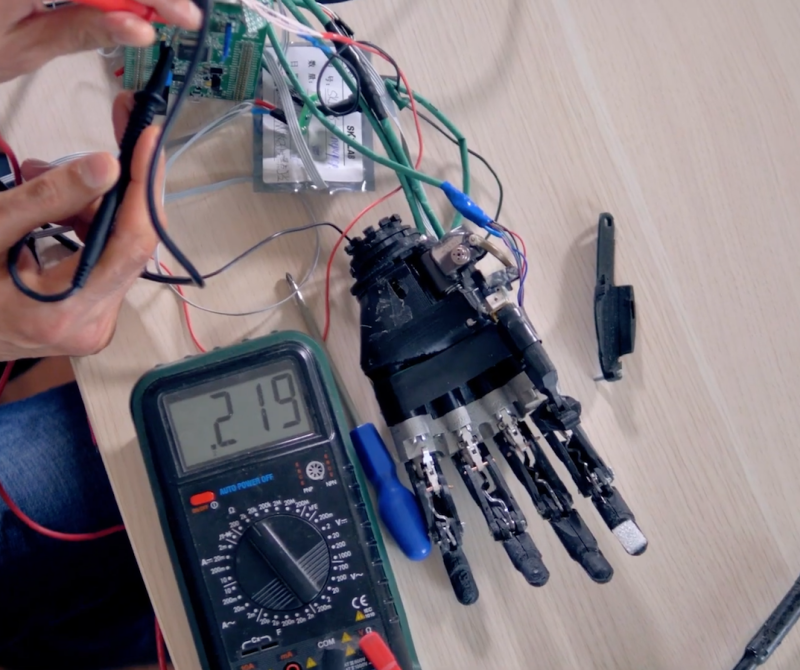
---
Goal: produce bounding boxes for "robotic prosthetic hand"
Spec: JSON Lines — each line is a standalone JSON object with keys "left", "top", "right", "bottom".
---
{"left": 345, "top": 216, "right": 647, "bottom": 605}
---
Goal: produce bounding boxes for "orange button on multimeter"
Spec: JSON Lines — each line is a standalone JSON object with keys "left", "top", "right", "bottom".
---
{"left": 190, "top": 491, "right": 215, "bottom": 506}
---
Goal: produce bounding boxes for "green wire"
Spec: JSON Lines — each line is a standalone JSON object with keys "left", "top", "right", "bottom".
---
{"left": 385, "top": 81, "right": 471, "bottom": 230}
{"left": 283, "top": 0, "right": 428, "bottom": 234}
{"left": 275, "top": 0, "right": 442, "bottom": 236}
{"left": 274, "top": 0, "right": 424, "bottom": 232}
{"left": 290, "top": 0, "right": 444, "bottom": 236}
{"left": 265, "top": 27, "right": 442, "bottom": 187}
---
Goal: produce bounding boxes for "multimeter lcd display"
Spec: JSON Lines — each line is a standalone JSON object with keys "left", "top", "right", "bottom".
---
{"left": 164, "top": 361, "right": 313, "bottom": 469}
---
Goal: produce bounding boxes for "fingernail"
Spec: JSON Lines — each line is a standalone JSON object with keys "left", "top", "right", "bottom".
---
{"left": 183, "top": 2, "right": 203, "bottom": 28}
{"left": 110, "top": 16, "right": 136, "bottom": 45}
{"left": 23, "top": 159, "right": 50, "bottom": 169}
{"left": 77, "top": 154, "right": 113, "bottom": 189}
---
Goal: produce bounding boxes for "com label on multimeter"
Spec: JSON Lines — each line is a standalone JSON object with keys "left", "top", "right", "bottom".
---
{"left": 131, "top": 332, "right": 419, "bottom": 670}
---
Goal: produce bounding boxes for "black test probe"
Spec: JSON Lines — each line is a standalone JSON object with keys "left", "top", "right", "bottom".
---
{"left": 733, "top": 574, "right": 800, "bottom": 669}
{"left": 7, "top": 44, "right": 175, "bottom": 302}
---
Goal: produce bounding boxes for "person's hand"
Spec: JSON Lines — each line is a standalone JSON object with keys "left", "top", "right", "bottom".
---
{"left": 0, "top": 0, "right": 202, "bottom": 83}
{"left": 0, "top": 91, "right": 165, "bottom": 361}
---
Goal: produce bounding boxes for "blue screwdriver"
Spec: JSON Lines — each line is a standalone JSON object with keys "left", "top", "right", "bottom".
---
{"left": 286, "top": 274, "right": 431, "bottom": 561}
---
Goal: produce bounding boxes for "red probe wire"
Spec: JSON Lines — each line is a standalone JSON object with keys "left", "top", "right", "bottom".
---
{"left": 359, "top": 631, "right": 401, "bottom": 670}
{"left": 69, "top": 0, "right": 166, "bottom": 24}
{"left": 159, "top": 262, "right": 207, "bottom": 353}
{"left": 0, "top": 478, "right": 126, "bottom": 541}
{"left": 0, "top": 362, "right": 14, "bottom": 398}
{"left": 321, "top": 188, "right": 401, "bottom": 342}
{"left": 155, "top": 618, "right": 168, "bottom": 670}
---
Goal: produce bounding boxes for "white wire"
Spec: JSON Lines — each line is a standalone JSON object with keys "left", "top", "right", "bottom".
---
{"left": 167, "top": 102, "right": 254, "bottom": 172}
{"left": 97, "top": 45, "right": 123, "bottom": 59}
{"left": 241, "top": 0, "right": 324, "bottom": 38}
{"left": 262, "top": 51, "right": 326, "bottom": 189}
{"left": 47, "top": 152, "right": 97, "bottom": 167}
{"left": 152, "top": 219, "right": 322, "bottom": 317}
{"left": 165, "top": 177, "right": 253, "bottom": 204}
{"left": 158, "top": 98, "right": 325, "bottom": 316}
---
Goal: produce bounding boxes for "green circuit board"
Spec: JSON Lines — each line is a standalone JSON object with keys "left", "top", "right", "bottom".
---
{"left": 123, "top": 1, "right": 269, "bottom": 101}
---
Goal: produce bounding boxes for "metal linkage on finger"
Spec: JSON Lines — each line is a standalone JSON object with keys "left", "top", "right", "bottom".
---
{"left": 406, "top": 450, "right": 479, "bottom": 605}
{"left": 451, "top": 427, "right": 549, "bottom": 587}
{"left": 494, "top": 410, "right": 613, "bottom": 583}
{"left": 495, "top": 301, "right": 648, "bottom": 557}
{"left": 532, "top": 402, "right": 647, "bottom": 556}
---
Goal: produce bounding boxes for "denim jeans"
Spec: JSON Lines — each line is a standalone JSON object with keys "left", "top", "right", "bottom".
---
{"left": 0, "top": 383, "right": 156, "bottom": 669}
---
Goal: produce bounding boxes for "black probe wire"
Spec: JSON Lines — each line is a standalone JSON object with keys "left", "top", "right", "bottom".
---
{"left": 317, "top": 52, "right": 362, "bottom": 117}
{"left": 139, "top": 0, "right": 212, "bottom": 288}
{"left": 8, "top": 28, "right": 185, "bottom": 300}
{"left": 33, "top": 221, "right": 351, "bottom": 285}
{"left": 416, "top": 110, "right": 505, "bottom": 222}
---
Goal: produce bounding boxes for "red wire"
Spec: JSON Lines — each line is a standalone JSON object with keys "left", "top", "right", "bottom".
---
{"left": 0, "top": 362, "right": 14, "bottom": 398}
{"left": 159, "top": 262, "right": 206, "bottom": 353}
{"left": 509, "top": 230, "right": 527, "bottom": 258}
{"left": 155, "top": 618, "right": 168, "bottom": 670}
{"left": 509, "top": 230, "right": 528, "bottom": 275}
{"left": 321, "top": 187, "right": 401, "bottom": 341}
{"left": 0, "top": 130, "right": 23, "bottom": 186}
{"left": 319, "top": 37, "right": 425, "bottom": 341}
{"left": 254, "top": 98, "right": 276, "bottom": 111}
{"left": 114, "top": 66, "right": 125, "bottom": 78}
{"left": 0, "top": 478, "right": 125, "bottom": 541}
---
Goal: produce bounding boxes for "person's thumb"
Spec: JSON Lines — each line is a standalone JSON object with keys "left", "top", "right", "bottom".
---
{"left": 0, "top": 153, "right": 119, "bottom": 251}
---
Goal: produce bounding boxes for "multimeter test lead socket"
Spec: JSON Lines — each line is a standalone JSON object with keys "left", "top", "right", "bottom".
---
{"left": 286, "top": 273, "right": 432, "bottom": 562}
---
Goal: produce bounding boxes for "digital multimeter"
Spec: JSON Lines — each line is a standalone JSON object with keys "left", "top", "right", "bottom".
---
{"left": 131, "top": 332, "right": 419, "bottom": 670}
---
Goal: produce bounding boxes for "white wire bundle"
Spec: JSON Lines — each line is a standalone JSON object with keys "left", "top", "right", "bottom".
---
{"left": 241, "top": 0, "right": 325, "bottom": 38}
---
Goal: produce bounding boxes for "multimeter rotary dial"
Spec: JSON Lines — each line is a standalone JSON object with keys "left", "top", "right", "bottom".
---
{"left": 235, "top": 515, "right": 331, "bottom": 611}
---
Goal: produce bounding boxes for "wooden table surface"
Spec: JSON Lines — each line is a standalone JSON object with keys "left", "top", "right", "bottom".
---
{"left": 3, "top": 1, "right": 800, "bottom": 668}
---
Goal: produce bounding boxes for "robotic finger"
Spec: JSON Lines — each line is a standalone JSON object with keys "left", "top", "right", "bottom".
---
{"left": 405, "top": 445, "right": 479, "bottom": 605}
{"left": 494, "top": 411, "right": 613, "bottom": 583}
{"left": 451, "top": 427, "right": 549, "bottom": 586}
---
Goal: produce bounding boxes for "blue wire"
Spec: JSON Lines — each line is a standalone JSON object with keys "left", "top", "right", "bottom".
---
{"left": 498, "top": 229, "right": 527, "bottom": 306}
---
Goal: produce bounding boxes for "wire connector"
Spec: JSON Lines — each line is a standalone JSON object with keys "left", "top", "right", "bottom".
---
{"left": 440, "top": 181, "right": 498, "bottom": 234}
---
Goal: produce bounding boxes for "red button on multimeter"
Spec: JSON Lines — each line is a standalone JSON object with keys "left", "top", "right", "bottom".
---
{"left": 189, "top": 491, "right": 215, "bottom": 506}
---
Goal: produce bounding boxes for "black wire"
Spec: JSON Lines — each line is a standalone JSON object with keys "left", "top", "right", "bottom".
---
{"left": 416, "top": 110, "right": 505, "bottom": 223}
{"left": 141, "top": 0, "right": 212, "bottom": 288}
{"left": 317, "top": 51, "right": 362, "bottom": 117}
{"left": 40, "top": 224, "right": 81, "bottom": 254}
{"left": 145, "top": 222, "right": 351, "bottom": 286}
{"left": 308, "top": 41, "right": 399, "bottom": 120}
{"left": 356, "top": 41, "right": 401, "bottom": 89}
